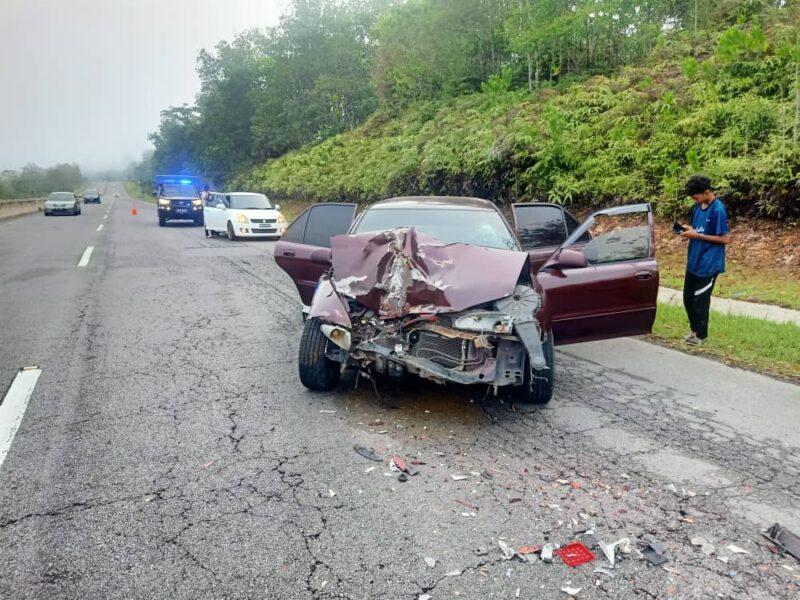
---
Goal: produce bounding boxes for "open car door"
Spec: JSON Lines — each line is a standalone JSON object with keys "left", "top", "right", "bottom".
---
{"left": 515, "top": 203, "right": 658, "bottom": 345}
{"left": 274, "top": 203, "right": 357, "bottom": 306}
{"left": 511, "top": 203, "right": 587, "bottom": 271}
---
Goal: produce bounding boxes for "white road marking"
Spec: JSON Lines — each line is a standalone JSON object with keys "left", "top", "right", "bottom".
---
{"left": 96, "top": 224, "right": 104, "bottom": 232}
{"left": 77, "top": 246, "right": 94, "bottom": 267}
{"left": 103, "top": 214, "right": 108, "bottom": 220}
{"left": 0, "top": 367, "right": 42, "bottom": 468}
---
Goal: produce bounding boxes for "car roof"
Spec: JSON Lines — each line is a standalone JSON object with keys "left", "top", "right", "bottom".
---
{"left": 370, "top": 196, "right": 498, "bottom": 211}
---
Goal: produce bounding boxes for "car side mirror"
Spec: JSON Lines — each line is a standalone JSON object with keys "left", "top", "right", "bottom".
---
{"left": 216, "top": 203, "right": 226, "bottom": 210}
{"left": 151, "top": 191, "right": 158, "bottom": 197}
{"left": 549, "top": 248, "right": 588, "bottom": 270}
{"left": 274, "top": 204, "right": 280, "bottom": 211}
{"left": 310, "top": 248, "right": 332, "bottom": 267}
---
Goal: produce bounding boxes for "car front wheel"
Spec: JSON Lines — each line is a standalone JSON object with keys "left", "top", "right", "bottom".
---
{"left": 227, "top": 222, "right": 237, "bottom": 241}
{"left": 514, "top": 330, "right": 554, "bottom": 405}
{"left": 298, "top": 318, "right": 341, "bottom": 391}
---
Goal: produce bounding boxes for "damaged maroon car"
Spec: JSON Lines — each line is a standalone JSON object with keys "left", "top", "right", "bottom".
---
{"left": 275, "top": 197, "right": 658, "bottom": 404}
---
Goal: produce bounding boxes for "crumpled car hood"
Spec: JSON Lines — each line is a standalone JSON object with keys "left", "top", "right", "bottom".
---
{"left": 330, "top": 228, "right": 528, "bottom": 319}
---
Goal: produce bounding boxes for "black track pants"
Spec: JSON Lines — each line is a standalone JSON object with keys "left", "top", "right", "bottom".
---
{"left": 683, "top": 271, "right": 717, "bottom": 340}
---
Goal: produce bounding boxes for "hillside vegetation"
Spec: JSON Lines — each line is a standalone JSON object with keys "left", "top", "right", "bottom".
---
{"left": 240, "top": 21, "right": 800, "bottom": 217}
{"left": 140, "top": 0, "right": 800, "bottom": 218}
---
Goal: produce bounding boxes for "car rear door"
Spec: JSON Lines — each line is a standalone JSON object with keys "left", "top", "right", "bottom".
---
{"left": 511, "top": 203, "right": 586, "bottom": 271}
{"left": 515, "top": 204, "right": 658, "bottom": 345}
{"left": 204, "top": 193, "right": 221, "bottom": 230}
{"left": 274, "top": 203, "right": 357, "bottom": 306}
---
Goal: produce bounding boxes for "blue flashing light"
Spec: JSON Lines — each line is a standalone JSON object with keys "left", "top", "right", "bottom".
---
{"left": 180, "top": 179, "right": 192, "bottom": 185}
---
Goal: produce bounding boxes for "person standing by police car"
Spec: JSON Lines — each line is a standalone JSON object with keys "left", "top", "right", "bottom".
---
{"left": 678, "top": 175, "right": 732, "bottom": 346}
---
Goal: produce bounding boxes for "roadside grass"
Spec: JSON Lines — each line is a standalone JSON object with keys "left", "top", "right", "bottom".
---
{"left": 650, "top": 301, "right": 800, "bottom": 382}
{"left": 658, "top": 252, "right": 800, "bottom": 312}
{"left": 123, "top": 181, "right": 154, "bottom": 203}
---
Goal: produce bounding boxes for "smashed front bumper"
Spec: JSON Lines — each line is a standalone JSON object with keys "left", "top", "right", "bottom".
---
{"left": 324, "top": 309, "right": 546, "bottom": 388}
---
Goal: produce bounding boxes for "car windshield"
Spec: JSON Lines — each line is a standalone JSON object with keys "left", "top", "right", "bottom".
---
{"left": 160, "top": 184, "right": 197, "bottom": 197}
{"left": 354, "top": 207, "right": 519, "bottom": 251}
{"left": 48, "top": 193, "right": 74, "bottom": 201}
{"left": 229, "top": 194, "right": 271, "bottom": 210}
{"left": 85, "top": 190, "right": 98, "bottom": 196}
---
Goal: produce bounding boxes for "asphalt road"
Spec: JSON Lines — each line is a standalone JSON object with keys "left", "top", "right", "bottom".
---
{"left": 1, "top": 183, "right": 799, "bottom": 599}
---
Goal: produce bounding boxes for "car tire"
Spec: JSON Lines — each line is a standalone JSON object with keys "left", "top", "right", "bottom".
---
{"left": 158, "top": 216, "right": 166, "bottom": 227}
{"left": 298, "top": 318, "right": 340, "bottom": 391}
{"left": 204, "top": 227, "right": 210, "bottom": 237}
{"left": 227, "top": 222, "right": 237, "bottom": 241}
{"left": 514, "top": 330, "right": 554, "bottom": 404}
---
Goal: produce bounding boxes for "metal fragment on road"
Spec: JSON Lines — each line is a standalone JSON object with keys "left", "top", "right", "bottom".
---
{"left": 763, "top": 523, "right": 800, "bottom": 562}
{"left": 423, "top": 556, "right": 436, "bottom": 568}
{"left": 641, "top": 541, "right": 668, "bottom": 566}
{"left": 354, "top": 445, "right": 382, "bottom": 462}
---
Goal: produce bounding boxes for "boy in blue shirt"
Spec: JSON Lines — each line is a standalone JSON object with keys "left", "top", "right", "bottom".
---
{"left": 680, "top": 175, "right": 732, "bottom": 345}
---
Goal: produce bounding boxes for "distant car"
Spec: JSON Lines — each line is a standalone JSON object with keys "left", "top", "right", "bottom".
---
{"left": 43, "top": 192, "right": 81, "bottom": 216}
{"left": 114, "top": 192, "right": 120, "bottom": 197}
{"left": 83, "top": 189, "right": 101, "bottom": 203}
{"left": 203, "top": 192, "right": 287, "bottom": 240}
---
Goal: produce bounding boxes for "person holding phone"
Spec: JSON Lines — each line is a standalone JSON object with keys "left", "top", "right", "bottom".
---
{"left": 677, "top": 175, "right": 731, "bottom": 345}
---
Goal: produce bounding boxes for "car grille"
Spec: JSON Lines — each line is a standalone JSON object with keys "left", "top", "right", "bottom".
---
{"left": 171, "top": 200, "right": 191, "bottom": 208}
{"left": 409, "top": 330, "right": 484, "bottom": 370}
{"left": 250, "top": 218, "right": 276, "bottom": 224}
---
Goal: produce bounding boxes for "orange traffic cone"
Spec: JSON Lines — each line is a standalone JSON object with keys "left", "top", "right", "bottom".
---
{"left": 131, "top": 205, "right": 138, "bottom": 216}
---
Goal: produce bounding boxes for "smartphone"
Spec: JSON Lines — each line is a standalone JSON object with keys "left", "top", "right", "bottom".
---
{"left": 672, "top": 222, "right": 686, "bottom": 234}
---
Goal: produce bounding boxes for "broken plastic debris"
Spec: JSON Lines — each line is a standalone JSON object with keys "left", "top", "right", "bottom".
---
{"left": 598, "top": 538, "right": 630, "bottom": 567}
{"left": 593, "top": 566, "right": 614, "bottom": 577}
{"left": 201, "top": 460, "right": 215, "bottom": 469}
{"left": 364, "top": 466, "right": 376, "bottom": 473}
{"left": 450, "top": 474, "right": 469, "bottom": 481}
{"left": 541, "top": 544, "right": 555, "bottom": 563}
{"left": 561, "top": 586, "right": 581, "bottom": 596}
{"left": 498, "top": 539, "right": 515, "bottom": 560}
{"left": 461, "top": 512, "right": 477, "bottom": 518}
{"left": 328, "top": 489, "right": 336, "bottom": 498}
{"left": 424, "top": 556, "right": 436, "bottom": 568}
{"left": 474, "top": 547, "right": 489, "bottom": 556}
{"left": 444, "top": 569, "right": 461, "bottom": 577}
{"left": 419, "top": 595, "right": 431, "bottom": 600}
{"left": 556, "top": 543, "right": 596, "bottom": 568}
{"left": 517, "top": 545, "right": 541, "bottom": 555}
{"left": 354, "top": 445, "right": 382, "bottom": 462}
{"left": 717, "top": 556, "right": 729, "bottom": 564}
{"left": 397, "top": 473, "right": 409, "bottom": 483}
{"left": 763, "top": 523, "right": 800, "bottom": 562}
{"left": 319, "top": 409, "right": 336, "bottom": 414}
{"left": 726, "top": 544, "right": 748, "bottom": 555}
{"left": 641, "top": 541, "right": 668, "bottom": 566}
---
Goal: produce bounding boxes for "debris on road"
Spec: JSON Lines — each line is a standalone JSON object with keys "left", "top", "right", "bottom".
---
{"left": 354, "top": 445, "right": 382, "bottom": 462}
{"left": 364, "top": 466, "right": 376, "bottom": 473}
{"left": 397, "top": 473, "right": 409, "bottom": 482}
{"left": 726, "top": 544, "right": 749, "bottom": 555}
{"left": 423, "top": 556, "right": 436, "bottom": 568}
{"left": 444, "top": 569, "right": 462, "bottom": 577}
{"left": 456, "top": 499, "right": 479, "bottom": 511}
{"left": 641, "top": 541, "right": 669, "bottom": 566}
{"left": 763, "top": 523, "right": 800, "bottom": 562}
{"left": 593, "top": 566, "right": 615, "bottom": 577}
{"left": 328, "top": 489, "right": 337, "bottom": 497}
{"left": 419, "top": 595, "right": 431, "bottom": 600}
{"left": 498, "top": 539, "right": 515, "bottom": 560}
{"left": 319, "top": 409, "right": 336, "bottom": 414}
{"left": 690, "top": 536, "right": 715, "bottom": 556}
{"left": 541, "top": 544, "right": 556, "bottom": 563}
{"left": 201, "top": 460, "right": 215, "bottom": 469}
{"left": 555, "top": 543, "right": 596, "bottom": 567}
{"left": 598, "top": 538, "right": 631, "bottom": 567}
{"left": 561, "top": 586, "right": 581, "bottom": 596}
{"left": 474, "top": 547, "right": 489, "bottom": 557}
{"left": 450, "top": 474, "right": 469, "bottom": 481}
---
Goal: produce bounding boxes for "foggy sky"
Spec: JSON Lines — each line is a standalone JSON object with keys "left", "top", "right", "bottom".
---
{"left": 0, "top": 0, "right": 286, "bottom": 172}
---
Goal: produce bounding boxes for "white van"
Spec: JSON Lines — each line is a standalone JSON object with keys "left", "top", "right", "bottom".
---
{"left": 204, "top": 192, "right": 287, "bottom": 240}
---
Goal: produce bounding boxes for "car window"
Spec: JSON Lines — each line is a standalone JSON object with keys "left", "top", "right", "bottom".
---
{"left": 303, "top": 204, "right": 355, "bottom": 248}
{"left": 354, "top": 207, "right": 519, "bottom": 251}
{"left": 48, "top": 193, "right": 74, "bottom": 201}
{"left": 514, "top": 205, "right": 568, "bottom": 249}
{"left": 229, "top": 194, "right": 271, "bottom": 210}
{"left": 572, "top": 212, "right": 650, "bottom": 265}
{"left": 207, "top": 194, "right": 223, "bottom": 207}
{"left": 161, "top": 183, "right": 197, "bottom": 197}
{"left": 281, "top": 209, "right": 310, "bottom": 243}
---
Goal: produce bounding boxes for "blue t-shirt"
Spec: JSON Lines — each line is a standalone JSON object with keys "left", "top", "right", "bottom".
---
{"left": 687, "top": 198, "right": 729, "bottom": 277}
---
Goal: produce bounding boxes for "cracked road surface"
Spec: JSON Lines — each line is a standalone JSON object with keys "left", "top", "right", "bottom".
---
{"left": 1, "top": 183, "right": 799, "bottom": 599}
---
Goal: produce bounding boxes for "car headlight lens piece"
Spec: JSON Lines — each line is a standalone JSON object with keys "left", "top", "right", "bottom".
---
{"left": 192, "top": 199, "right": 202, "bottom": 207}
{"left": 235, "top": 213, "right": 249, "bottom": 225}
{"left": 158, "top": 198, "right": 170, "bottom": 206}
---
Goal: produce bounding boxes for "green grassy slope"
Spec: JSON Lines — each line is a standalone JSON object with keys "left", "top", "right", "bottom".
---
{"left": 239, "top": 32, "right": 799, "bottom": 219}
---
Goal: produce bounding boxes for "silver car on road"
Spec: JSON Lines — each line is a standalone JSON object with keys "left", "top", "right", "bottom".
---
{"left": 43, "top": 192, "right": 81, "bottom": 216}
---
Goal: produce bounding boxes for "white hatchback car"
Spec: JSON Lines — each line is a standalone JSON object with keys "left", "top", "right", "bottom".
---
{"left": 203, "top": 192, "right": 287, "bottom": 240}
